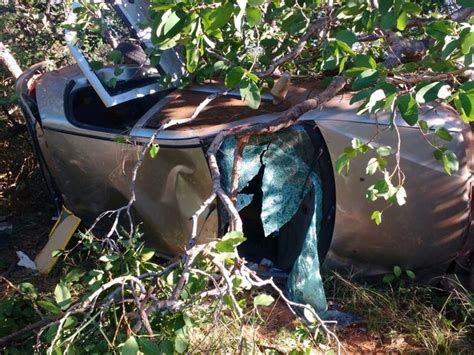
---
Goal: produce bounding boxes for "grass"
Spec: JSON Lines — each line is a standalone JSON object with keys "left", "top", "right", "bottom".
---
{"left": 327, "top": 272, "right": 474, "bottom": 353}
{"left": 175, "top": 272, "right": 474, "bottom": 353}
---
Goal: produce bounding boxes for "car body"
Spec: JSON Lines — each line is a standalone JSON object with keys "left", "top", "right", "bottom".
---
{"left": 16, "top": 1, "right": 473, "bottom": 279}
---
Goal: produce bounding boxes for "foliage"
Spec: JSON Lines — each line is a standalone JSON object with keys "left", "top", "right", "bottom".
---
{"left": 382, "top": 265, "right": 416, "bottom": 287}
{"left": 329, "top": 272, "right": 474, "bottom": 353}
{"left": 1, "top": 229, "right": 320, "bottom": 353}
{"left": 144, "top": 0, "right": 473, "bottom": 116}
{"left": 68, "top": 0, "right": 474, "bottom": 219}
{"left": 0, "top": 1, "right": 71, "bottom": 107}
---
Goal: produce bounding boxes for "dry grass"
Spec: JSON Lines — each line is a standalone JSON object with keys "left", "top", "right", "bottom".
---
{"left": 184, "top": 272, "right": 474, "bottom": 354}
{"left": 328, "top": 273, "right": 474, "bottom": 353}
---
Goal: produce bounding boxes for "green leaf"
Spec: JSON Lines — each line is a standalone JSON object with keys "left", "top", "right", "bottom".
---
{"left": 339, "top": 56, "right": 348, "bottom": 73}
{"left": 344, "top": 146, "right": 357, "bottom": 158}
{"left": 157, "top": 340, "right": 174, "bottom": 354}
{"left": 461, "top": 32, "right": 474, "bottom": 55}
{"left": 114, "top": 66, "right": 124, "bottom": 76}
{"left": 441, "top": 39, "right": 460, "bottom": 60}
{"left": 352, "top": 138, "right": 368, "bottom": 153}
{"left": 149, "top": 144, "right": 160, "bottom": 159}
{"left": 139, "top": 338, "right": 160, "bottom": 355}
{"left": 281, "top": 13, "right": 307, "bottom": 35}
{"left": 99, "top": 254, "right": 119, "bottom": 262}
{"left": 415, "top": 82, "right": 448, "bottom": 104}
{"left": 377, "top": 145, "right": 392, "bottom": 157}
{"left": 381, "top": 12, "right": 397, "bottom": 29}
{"left": 65, "top": 268, "right": 86, "bottom": 283}
{"left": 397, "top": 94, "right": 418, "bottom": 126}
{"left": 393, "top": 266, "right": 402, "bottom": 277}
{"left": 207, "top": 3, "right": 234, "bottom": 31}
{"left": 366, "top": 157, "right": 379, "bottom": 175}
{"left": 54, "top": 284, "right": 71, "bottom": 310}
{"left": 367, "top": 180, "right": 390, "bottom": 202}
{"left": 366, "top": 89, "right": 386, "bottom": 113}
{"left": 162, "top": 11, "right": 187, "bottom": 40}
{"left": 457, "top": 0, "right": 474, "bottom": 8}
{"left": 402, "top": 3, "right": 421, "bottom": 15}
{"left": 406, "top": 270, "right": 416, "bottom": 279}
{"left": 141, "top": 249, "right": 155, "bottom": 262}
{"left": 426, "top": 20, "right": 454, "bottom": 40}
{"left": 379, "top": 0, "right": 393, "bottom": 15}
{"left": 38, "top": 300, "right": 62, "bottom": 315}
{"left": 454, "top": 92, "right": 474, "bottom": 121}
{"left": 216, "top": 231, "right": 246, "bottom": 253}
{"left": 419, "top": 119, "right": 429, "bottom": 133}
{"left": 396, "top": 186, "right": 407, "bottom": 206}
{"left": 225, "top": 66, "right": 246, "bottom": 88}
{"left": 106, "top": 77, "right": 117, "bottom": 89}
{"left": 460, "top": 81, "right": 474, "bottom": 93}
{"left": 383, "top": 273, "right": 395, "bottom": 283}
{"left": 239, "top": 77, "right": 261, "bottom": 109}
{"left": 246, "top": 7, "right": 261, "bottom": 27}
{"left": 18, "top": 282, "right": 38, "bottom": 299}
{"left": 107, "top": 50, "right": 123, "bottom": 64}
{"left": 396, "top": 11, "right": 409, "bottom": 31}
{"left": 350, "top": 88, "right": 374, "bottom": 103}
{"left": 90, "top": 60, "right": 103, "bottom": 71}
{"left": 352, "top": 69, "right": 379, "bottom": 90}
{"left": 122, "top": 336, "right": 139, "bottom": 355}
{"left": 442, "top": 149, "right": 459, "bottom": 175}
{"left": 253, "top": 293, "right": 275, "bottom": 307}
{"left": 354, "top": 55, "right": 377, "bottom": 69}
{"left": 346, "top": 55, "right": 377, "bottom": 77}
{"left": 371, "top": 210, "right": 382, "bottom": 225}
{"left": 335, "top": 152, "right": 350, "bottom": 174}
{"left": 336, "top": 40, "right": 354, "bottom": 55}
{"left": 248, "top": 0, "right": 264, "bottom": 5}
{"left": 336, "top": 29, "right": 358, "bottom": 46}
{"left": 435, "top": 127, "right": 453, "bottom": 142}
{"left": 185, "top": 44, "right": 200, "bottom": 72}
{"left": 174, "top": 329, "right": 188, "bottom": 353}
{"left": 234, "top": 0, "right": 248, "bottom": 33}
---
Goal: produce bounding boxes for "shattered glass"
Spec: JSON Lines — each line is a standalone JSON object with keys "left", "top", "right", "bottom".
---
{"left": 218, "top": 126, "right": 328, "bottom": 313}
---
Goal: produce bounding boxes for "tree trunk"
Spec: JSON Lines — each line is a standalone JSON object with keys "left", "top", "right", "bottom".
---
{"left": 0, "top": 42, "right": 22, "bottom": 79}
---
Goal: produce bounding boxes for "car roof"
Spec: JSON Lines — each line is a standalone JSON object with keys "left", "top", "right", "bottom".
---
{"left": 64, "top": 1, "right": 184, "bottom": 108}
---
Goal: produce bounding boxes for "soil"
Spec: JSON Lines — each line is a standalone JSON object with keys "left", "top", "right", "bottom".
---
{"left": 0, "top": 110, "right": 56, "bottom": 297}
{"left": 254, "top": 297, "right": 416, "bottom": 353}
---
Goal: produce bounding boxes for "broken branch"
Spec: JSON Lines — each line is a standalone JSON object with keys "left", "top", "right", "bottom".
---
{"left": 206, "top": 75, "right": 347, "bottom": 231}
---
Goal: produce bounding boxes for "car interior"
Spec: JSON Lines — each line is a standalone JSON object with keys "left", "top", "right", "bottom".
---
{"left": 67, "top": 79, "right": 169, "bottom": 133}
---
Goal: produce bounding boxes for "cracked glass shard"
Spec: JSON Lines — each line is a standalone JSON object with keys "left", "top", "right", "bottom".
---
{"left": 217, "top": 126, "right": 328, "bottom": 315}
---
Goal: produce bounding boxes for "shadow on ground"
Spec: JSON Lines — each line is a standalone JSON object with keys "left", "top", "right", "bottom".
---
{"left": 0, "top": 110, "right": 56, "bottom": 296}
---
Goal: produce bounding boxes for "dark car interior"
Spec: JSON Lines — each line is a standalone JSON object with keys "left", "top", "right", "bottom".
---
{"left": 217, "top": 126, "right": 336, "bottom": 272}
{"left": 66, "top": 78, "right": 171, "bottom": 133}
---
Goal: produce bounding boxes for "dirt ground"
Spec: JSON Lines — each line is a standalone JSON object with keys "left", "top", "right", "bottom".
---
{"left": 0, "top": 110, "right": 56, "bottom": 297}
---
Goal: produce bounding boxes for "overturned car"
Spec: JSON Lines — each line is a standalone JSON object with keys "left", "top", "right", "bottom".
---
{"left": 16, "top": 1, "right": 473, "bottom": 283}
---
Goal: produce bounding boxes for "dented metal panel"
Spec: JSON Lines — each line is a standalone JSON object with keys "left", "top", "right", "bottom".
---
{"left": 41, "top": 130, "right": 216, "bottom": 255}
{"left": 319, "top": 119, "right": 471, "bottom": 276}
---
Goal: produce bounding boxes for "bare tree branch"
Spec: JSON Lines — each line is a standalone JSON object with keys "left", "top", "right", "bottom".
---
{"left": 257, "top": 18, "right": 329, "bottom": 78}
{"left": 0, "top": 42, "right": 22, "bottom": 79}
{"left": 206, "top": 75, "right": 348, "bottom": 231}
